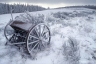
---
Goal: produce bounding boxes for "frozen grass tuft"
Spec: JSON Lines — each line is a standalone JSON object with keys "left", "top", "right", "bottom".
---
{"left": 15, "top": 11, "right": 44, "bottom": 24}
{"left": 63, "top": 37, "right": 80, "bottom": 64}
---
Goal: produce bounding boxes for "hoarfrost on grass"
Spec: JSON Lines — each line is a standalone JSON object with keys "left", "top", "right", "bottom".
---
{"left": 0, "top": 8, "right": 96, "bottom": 64}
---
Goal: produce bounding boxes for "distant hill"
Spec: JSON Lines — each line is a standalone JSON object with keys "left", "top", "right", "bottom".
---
{"left": 56, "top": 5, "right": 96, "bottom": 10}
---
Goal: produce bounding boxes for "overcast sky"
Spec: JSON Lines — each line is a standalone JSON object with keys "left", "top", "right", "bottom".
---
{"left": 0, "top": 0, "right": 96, "bottom": 8}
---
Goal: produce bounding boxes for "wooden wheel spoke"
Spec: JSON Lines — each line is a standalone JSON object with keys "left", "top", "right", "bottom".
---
{"left": 42, "top": 33, "right": 49, "bottom": 39}
{"left": 35, "top": 27, "right": 39, "bottom": 37}
{"left": 38, "top": 42, "right": 41, "bottom": 50}
{"left": 46, "top": 36, "right": 51, "bottom": 38}
{"left": 31, "top": 42, "right": 39, "bottom": 52}
{"left": 37, "top": 43, "right": 40, "bottom": 50}
{"left": 30, "top": 35, "right": 39, "bottom": 39}
{"left": 41, "top": 42, "right": 46, "bottom": 48}
{"left": 28, "top": 40, "right": 39, "bottom": 45}
{"left": 42, "top": 30, "right": 49, "bottom": 36}
{"left": 41, "top": 25, "right": 45, "bottom": 36}
{"left": 39, "top": 25, "right": 41, "bottom": 36}
{"left": 42, "top": 40, "right": 48, "bottom": 43}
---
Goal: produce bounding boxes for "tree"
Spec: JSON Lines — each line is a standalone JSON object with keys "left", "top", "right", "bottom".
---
{"left": 0, "top": 3, "right": 46, "bottom": 14}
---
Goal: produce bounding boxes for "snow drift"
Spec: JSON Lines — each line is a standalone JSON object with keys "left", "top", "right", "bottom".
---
{"left": 0, "top": 8, "right": 96, "bottom": 64}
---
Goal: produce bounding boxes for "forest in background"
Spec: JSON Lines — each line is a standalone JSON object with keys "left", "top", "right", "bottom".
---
{"left": 56, "top": 5, "right": 96, "bottom": 10}
{"left": 1, "top": 3, "right": 96, "bottom": 15}
{"left": 0, "top": 3, "right": 46, "bottom": 14}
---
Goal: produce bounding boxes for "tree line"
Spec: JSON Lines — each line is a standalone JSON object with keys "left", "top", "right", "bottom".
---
{"left": 56, "top": 5, "right": 96, "bottom": 10}
{"left": 0, "top": 3, "right": 46, "bottom": 14}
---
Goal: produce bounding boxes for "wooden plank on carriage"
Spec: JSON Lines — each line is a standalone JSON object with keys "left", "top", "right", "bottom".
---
{"left": 10, "top": 21, "right": 35, "bottom": 32}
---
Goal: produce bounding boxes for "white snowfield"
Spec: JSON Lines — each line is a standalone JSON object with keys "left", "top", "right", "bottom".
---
{"left": 0, "top": 8, "right": 96, "bottom": 64}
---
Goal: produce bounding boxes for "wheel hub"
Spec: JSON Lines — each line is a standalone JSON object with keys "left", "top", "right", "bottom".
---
{"left": 39, "top": 37, "right": 43, "bottom": 42}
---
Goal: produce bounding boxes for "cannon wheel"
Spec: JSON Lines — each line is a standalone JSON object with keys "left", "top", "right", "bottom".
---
{"left": 4, "top": 20, "right": 14, "bottom": 45}
{"left": 26, "top": 23, "right": 51, "bottom": 55}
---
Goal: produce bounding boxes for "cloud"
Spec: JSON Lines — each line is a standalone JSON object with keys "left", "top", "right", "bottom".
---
{"left": 0, "top": 0, "right": 96, "bottom": 4}
{"left": 0, "top": 0, "right": 96, "bottom": 8}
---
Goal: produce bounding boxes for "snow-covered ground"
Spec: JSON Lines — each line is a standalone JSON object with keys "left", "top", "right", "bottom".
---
{"left": 0, "top": 8, "right": 96, "bottom": 64}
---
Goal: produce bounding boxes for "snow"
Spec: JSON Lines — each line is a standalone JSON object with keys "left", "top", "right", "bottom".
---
{"left": 0, "top": 8, "right": 96, "bottom": 64}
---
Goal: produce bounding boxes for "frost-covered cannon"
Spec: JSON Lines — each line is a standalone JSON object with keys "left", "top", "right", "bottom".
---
{"left": 4, "top": 20, "right": 51, "bottom": 55}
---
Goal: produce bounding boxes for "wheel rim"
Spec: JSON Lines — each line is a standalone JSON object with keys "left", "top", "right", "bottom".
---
{"left": 27, "top": 23, "right": 51, "bottom": 55}
{"left": 4, "top": 24, "right": 14, "bottom": 43}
